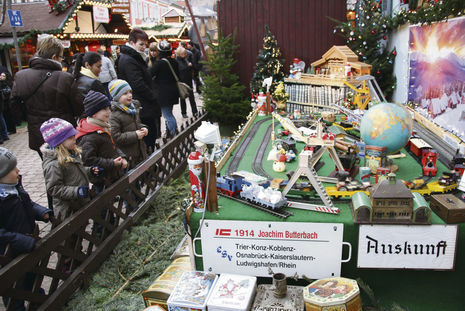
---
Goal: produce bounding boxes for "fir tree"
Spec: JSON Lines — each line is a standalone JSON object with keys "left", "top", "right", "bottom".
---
{"left": 201, "top": 31, "right": 250, "bottom": 127}
{"left": 250, "top": 25, "right": 285, "bottom": 95}
{"left": 337, "top": 0, "right": 396, "bottom": 100}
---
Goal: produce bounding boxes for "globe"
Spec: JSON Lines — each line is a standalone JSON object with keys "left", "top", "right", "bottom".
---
{"left": 360, "top": 102, "right": 413, "bottom": 154}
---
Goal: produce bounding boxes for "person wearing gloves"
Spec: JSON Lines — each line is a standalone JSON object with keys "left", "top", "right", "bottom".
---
{"left": 40, "top": 118, "right": 103, "bottom": 221}
{"left": 76, "top": 90, "right": 128, "bottom": 193}
{"left": 0, "top": 147, "right": 52, "bottom": 310}
{"left": 108, "top": 79, "right": 148, "bottom": 169}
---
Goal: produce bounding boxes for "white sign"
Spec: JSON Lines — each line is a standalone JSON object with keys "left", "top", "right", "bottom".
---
{"left": 197, "top": 220, "right": 348, "bottom": 279}
{"left": 93, "top": 6, "right": 110, "bottom": 24}
{"left": 60, "top": 40, "right": 71, "bottom": 49}
{"left": 358, "top": 225, "right": 458, "bottom": 270}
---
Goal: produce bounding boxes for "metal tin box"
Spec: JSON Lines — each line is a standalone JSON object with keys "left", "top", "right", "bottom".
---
{"left": 303, "top": 277, "right": 361, "bottom": 311}
{"left": 207, "top": 273, "right": 257, "bottom": 311}
{"left": 167, "top": 271, "right": 217, "bottom": 311}
{"left": 143, "top": 257, "right": 192, "bottom": 308}
{"left": 251, "top": 284, "right": 304, "bottom": 311}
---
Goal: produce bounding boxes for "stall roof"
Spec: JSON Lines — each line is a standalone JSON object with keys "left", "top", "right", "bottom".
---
{"left": 0, "top": 1, "right": 74, "bottom": 36}
{"left": 145, "top": 22, "right": 189, "bottom": 40}
{"left": 161, "top": 8, "right": 186, "bottom": 18}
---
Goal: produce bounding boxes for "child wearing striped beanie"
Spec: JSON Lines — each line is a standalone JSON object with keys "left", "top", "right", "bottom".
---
{"left": 108, "top": 79, "right": 148, "bottom": 169}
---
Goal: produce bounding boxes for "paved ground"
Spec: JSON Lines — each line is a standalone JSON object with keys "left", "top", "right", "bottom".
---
{"left": 0, "top": 93, "right": 203, "bottom": 310}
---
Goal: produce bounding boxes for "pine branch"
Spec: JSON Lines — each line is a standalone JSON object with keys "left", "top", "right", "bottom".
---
{"left": 112, "top": 233, "right": 175, "bottom": 298}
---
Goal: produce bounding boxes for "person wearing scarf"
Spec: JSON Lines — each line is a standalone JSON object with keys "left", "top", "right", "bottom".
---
{"left": 73, "top": 52, "right": 109, "bottom": 107}
{"left": 108, "top": 79, "right": 148, "bottom": 169}
{"left": 76, "top": 90, "right": 127, "bottom": 191}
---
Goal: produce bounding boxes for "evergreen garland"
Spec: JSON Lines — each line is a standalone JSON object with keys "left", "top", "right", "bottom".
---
{"left": 0, "top": 28, "right": 62, "bottom": 51}
{"left": 250, "top": 25, "right": 285, "bottom": 95}
{"left": 141, "top": 24, "right": 171, "bottom": 31}
{"left": 334, "top": 0, "right": 465, "bottom": 100}
{"left": 200, "top": 30, "right": 251, "bottom": 127}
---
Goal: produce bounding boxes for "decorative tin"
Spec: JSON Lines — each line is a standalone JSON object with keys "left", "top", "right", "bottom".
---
{"left": 251, "top": 284, "right": 305, "bottom": 311}
{"left": 167, "top": 271, "right": 217, "bottom": 311}
{"left": 143, "top": 305, "right": 166, "bottom": 311}
{"left": 207, "top": 273, "right": 257, "bottom": 311}
{"left": 358, "top": 167, "right": 371, "bottom": 183}
{"left": 143, "top": 257, "right": 192, "bottom": 308}
{"left": 303, "top": 277, "right": 361, "bottom": 311}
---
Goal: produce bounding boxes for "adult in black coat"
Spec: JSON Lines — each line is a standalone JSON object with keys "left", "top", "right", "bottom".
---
{"left": 150, "top": 40, "right": 179, "bottom": 137}
{"left": 175, "top": 46, "right": 197, "bottom": 118}
{"left": 73, "top": 52, "right": 108, "bottom": 106}
{"left": 118, "top": 28, "right": 161, "bottom": 151}
{"left": 187, "top": 41, "right": 203, "bottom": 93}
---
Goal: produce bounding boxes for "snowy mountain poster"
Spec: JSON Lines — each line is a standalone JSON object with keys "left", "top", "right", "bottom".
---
{"left": 408, "top": 16, "right": 465, "bottom": 140}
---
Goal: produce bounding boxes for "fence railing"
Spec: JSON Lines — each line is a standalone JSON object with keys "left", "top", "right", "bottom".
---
{"left": 0, "top": 111, "right": 208, "bottom": 311}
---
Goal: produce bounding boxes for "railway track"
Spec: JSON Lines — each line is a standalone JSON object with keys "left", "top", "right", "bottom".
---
{"left": 413, "top": 121, "right": 456, "bottom": 167}
{"left": 226, "top": 117, "right": 271, "bottom": 176}
{"left": 252, "top": 123, "right": 273, "bottom": 180}
{"left": 218, "top": 192, "right": 293, "bottom": 219}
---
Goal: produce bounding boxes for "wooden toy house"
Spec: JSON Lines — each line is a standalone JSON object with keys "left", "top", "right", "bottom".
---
{"left": 370, "top": 173, "right": 413, "bottom": 222}
{"left": 311, "top": 45, "right": 372, "bottom": 78}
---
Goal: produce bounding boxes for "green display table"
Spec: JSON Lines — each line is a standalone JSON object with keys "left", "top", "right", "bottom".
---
{"left": 189, "top": 115, "right": 465, "bottom": 310}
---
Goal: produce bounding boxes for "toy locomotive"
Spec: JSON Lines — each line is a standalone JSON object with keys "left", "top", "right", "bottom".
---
{"left": 216, "top": 175, "right": 287, "bottom": 210}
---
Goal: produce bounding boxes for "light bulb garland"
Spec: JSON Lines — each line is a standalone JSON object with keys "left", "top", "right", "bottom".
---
{"left": 330, "top": 0, "right": 465, "bottom": 99}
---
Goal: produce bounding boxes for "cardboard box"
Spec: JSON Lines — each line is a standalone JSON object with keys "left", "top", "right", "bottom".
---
{"left": 430, "top": 194, "right": 465, "bottom": 224}
{"left": 167, "top": 271, "right": 217, "bottom": 311}
{"left": 303, "top": 277, "right": 361, "bottom": 311}
{"left": 143, "top": 257, "right": 192, "bottom": 308}
{"left": 207, "top": 273, "right": 257, "bottom": 311}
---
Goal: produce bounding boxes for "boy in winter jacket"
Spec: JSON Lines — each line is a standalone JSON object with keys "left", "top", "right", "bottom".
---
{"left": 76, "top": 90, "right": 127, "bottom": 192}
{"left": 108, "top": 79, "right": 148, "bottom": 169}
{"left": 40, "top": 118, "right": 102, "bottom": 221}
{"left": 0, "top": 147, "right": 52, "bottom": 310}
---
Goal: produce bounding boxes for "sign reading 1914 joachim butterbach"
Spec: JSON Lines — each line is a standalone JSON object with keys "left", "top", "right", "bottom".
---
{"left": 197, "top": 220, "right": 350, "bottom": 279}
{"left": 358, "top": 225, "right": 458, "bottom": 270}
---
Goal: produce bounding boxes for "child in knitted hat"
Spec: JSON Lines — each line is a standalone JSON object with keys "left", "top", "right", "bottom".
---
{"left": 40, "top": 118, "right": 102, "bottom": 221}
{"left": 76, "top": 90, "right": 128, "bottom": 192}
{"left": 0, "top": 147, "right": 52, "bottom": 310}
{"left": 108, "top": 79, "right": 148, "bottom": 169}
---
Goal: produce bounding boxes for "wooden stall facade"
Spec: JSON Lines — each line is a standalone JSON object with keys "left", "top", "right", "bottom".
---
{"left": 218, "top": 0, "right": 347, "bottom": 94}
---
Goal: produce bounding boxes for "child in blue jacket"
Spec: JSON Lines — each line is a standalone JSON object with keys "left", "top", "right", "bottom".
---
{"left": 0, "top": 147, "right": 52, "bottom": 310}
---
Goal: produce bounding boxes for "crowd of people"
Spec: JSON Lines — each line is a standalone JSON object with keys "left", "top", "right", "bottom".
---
{"left": 0, "top": 28, "right": 203, "bottom": 310}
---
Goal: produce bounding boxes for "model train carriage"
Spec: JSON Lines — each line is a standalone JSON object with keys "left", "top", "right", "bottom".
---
{"left": 240, "top": 184, "right": 288, "bottom": 210}
{"left": 408, "top": 137, "right": 432, "bottom": 157}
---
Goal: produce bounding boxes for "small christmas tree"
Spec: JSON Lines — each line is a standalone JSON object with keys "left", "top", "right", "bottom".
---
{"left": 201, "top": 31, "right": 250, "bottom": 126}
{"left": 250, "top": 25, "right": 285, "bottom": 95}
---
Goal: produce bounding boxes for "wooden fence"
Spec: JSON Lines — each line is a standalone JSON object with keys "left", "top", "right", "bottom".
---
{"left": 0, "top": 111, "right": 207, "bottom": 311}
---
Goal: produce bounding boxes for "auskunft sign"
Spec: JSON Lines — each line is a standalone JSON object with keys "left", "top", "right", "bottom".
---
{"left": 358, "top": 225, "right": 458, "bottom": 270}
{"left": 195, "top": 220, "right": 350, "bottom": 279}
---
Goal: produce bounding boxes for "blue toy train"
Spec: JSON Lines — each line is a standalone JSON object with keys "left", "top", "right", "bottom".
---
{"left": 216, "top": 175, "right": 287, "bottom": 210}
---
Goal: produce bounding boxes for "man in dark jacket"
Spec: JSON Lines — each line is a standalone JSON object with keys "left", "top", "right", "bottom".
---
{"left": 11, "top": 34, "right": 82, "bottom": 157}
{"left": 117, "top": 28, "right": 161, "bottom": 152}
{"left": 187, "top": 41, "right": 203, "bottom": 94}
{"left": 0, "top": 147, "right": 52, "bottom": 310}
